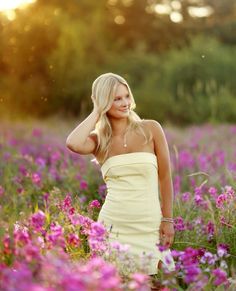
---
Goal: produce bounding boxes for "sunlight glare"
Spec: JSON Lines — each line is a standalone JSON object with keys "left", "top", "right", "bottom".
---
{"left": 0, "top": 0, "right": 36, "bottom": 12}
{"left": 170, "top": 11, "right": 183, "bottom": 23}
{"left": 188, "top": 6, "right": 214, "bottom": 18}
{"left": 154, "top": 4, "right": 171, "bottom": 15}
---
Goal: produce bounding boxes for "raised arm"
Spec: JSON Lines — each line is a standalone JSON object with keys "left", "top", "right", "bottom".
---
{"left": 66, "top": 97, "right": 100, "bottom": 155}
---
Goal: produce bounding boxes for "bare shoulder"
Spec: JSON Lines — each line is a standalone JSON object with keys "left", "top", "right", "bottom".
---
{"left": 141, "top": 119, "right": 163, "bottom": 135}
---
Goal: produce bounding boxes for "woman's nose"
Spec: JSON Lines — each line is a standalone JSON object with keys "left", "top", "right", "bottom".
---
{"left": 122, "top": 98, "right": 129, "bottom": 107}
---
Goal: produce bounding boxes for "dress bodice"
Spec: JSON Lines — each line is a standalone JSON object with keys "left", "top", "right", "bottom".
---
{"left": 101, "top": 152, "right": 159, "bottom": 195}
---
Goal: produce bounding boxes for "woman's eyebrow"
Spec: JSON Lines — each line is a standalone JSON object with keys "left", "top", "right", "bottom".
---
{"left": 115, "top": 94, "right": 129, "bottom": 98}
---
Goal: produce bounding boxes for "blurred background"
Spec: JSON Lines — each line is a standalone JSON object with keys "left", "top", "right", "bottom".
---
{"left": 0, "top": 0, "right": 236, "bottom": 126}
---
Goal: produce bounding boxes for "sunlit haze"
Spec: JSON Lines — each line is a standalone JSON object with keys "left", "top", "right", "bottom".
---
{"left": 0, "top": 0, "right": 36, "bottom": 20}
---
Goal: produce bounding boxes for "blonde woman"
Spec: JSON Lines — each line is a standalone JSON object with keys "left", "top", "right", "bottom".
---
{"left": 66, "top": 72, "right": 175, "bottom": 277}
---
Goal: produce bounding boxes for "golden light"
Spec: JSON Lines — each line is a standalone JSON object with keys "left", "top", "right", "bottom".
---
{"left": 170, "top": 11, "right": 183, "bottom": 23}
{"left": 114, "top": 15, "right": 125, "bottom": 25}
{"left": 0, "top": 0, "right": 36, "bottom": 20}
{"left": 154, "top": 4, "right": 171, "bottom": 15}
{"left": 188, "top": 6, "right": 214, "bottom": 18}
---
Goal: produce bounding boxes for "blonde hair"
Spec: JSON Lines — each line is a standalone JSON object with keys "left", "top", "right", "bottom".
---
{"left": 91, "top": 72, "right": 152, "bottom": 163}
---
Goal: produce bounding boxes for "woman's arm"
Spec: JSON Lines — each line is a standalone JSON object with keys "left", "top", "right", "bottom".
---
{"left": 146, "top": 119, "right": 175, "bottom": 246}
{"left": 66, "top": 108, "right": 100, "bottom": 155}
{"left": 149, "top": 120, "right": 173, "bottom": 217}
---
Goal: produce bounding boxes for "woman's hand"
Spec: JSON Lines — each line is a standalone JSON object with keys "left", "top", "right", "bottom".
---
{"left": 159, "top": 221, "right": 175, "bottom": 247}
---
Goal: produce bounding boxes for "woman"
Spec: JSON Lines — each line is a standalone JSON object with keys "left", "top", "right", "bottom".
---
{"left": 66, "top": 72, "right": 175, "bottom": 276}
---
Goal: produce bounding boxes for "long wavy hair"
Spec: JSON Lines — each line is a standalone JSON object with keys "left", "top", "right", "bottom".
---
{"left": 91, "top": 72, "right": 152, "bottom": 163}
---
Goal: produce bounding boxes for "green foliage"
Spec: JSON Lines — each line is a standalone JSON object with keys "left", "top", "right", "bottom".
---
{"left": 0, "top": 1, "right": 236, "bottom": 124}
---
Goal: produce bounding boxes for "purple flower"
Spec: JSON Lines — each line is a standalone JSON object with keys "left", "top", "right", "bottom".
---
{"left": 46, "top": 222, "right": 65, "bottom": 248}
{"left": 98, "top": 184, "right": 107, "bottom": 199}
{"left": 30, "top": 210, "right": 46, "bottom": 231}
{"left": 217, "top": 243, "right": 229, "bottom": 258}
{"left": 179, "top": 247, "right": 200, "bottom": 266}
{"left": 216, "top": 194, "right": 227, "bottom": 209}
{"left": 157, "top": 243, "right": 168, "bottom": 252}
{"left": 181, "top": 191, "right": 191, "bottom": 202}
{"left": 110, "top": 241, "right": 130, "bottom": 252}
{"left": 173, "top": 175, "right": 181, "bottom": 195}
{"left": 179, "top": 150, "right": 195, "bottom": 170}
{"left": 35, "top": 157, "right": 46, "bottom": 169}
{"left": 67, "top": 233, "right": 81, "bottom": 247}
{"left": 89, "top": 222, "right": 106, "bottom": 237}
{"left": 200, "top": 251, "right": 217, "bottom": 265}
{"left": 32, "top": 128, "right": 42, "bottom": 138}
{"left": 212, "top": 268, "right": 228, "bottom": 286}
{"left": 69, "top": 213, "right": 81, "bottom": 226}
{"left": 174, "top": 216, "right": 186, "bottom": 231}
{"left": 129, "top": 273, "right": 149, "bottom": 290}
{"left": 80, "top": 180, "right": 88, "bottom": 191}
{"left": 31, "top": 172, "right": 41, "bottom": 186}
{"left": 184, "top": 264, "right": 201, "bottom": 284}
{"left": 208, "top": 186, "right": 218, "bottom": 198}
{"left": 88, "top": 199, "right": 101, "bottom": 210}
{"left": 14, "top": 224, "right": 30, "bottom": 246}
{"left": 205, "top": 221, "right": 215, "bottom": 240}
{"left": 0, "top": 185, "right": 4, "bottom": 196}
{"left": 88, "top": 222, "right": 107, "bottom": 253}
{"left": 60, "top": 194, "right": 72, "bottom": 212}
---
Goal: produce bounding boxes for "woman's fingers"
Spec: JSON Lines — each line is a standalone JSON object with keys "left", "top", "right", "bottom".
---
{"left": 160, "top": 232, "right": 174, "bottom": 247}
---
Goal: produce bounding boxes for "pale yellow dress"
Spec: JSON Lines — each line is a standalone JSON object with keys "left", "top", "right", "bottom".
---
{"left": 97, "top": 152, "right": 175, "bottom": 275}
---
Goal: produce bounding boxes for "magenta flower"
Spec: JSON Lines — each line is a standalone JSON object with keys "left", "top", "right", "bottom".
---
{"left": 174, "top": 216, "right": 186, "bottom": 231}
{"left": 205, "top": 221, "right": 215, "bottom": 240}
{"left": 217, "top": 243, "right": 229, "bottom": 258}
{"left": 98, "top": 184, "right": 107, "bottom": 199}
{"left": 179, "top": 247, "right": 200, "bottom": 266}
{"left": 184, "top": 264, "right": 201, "bottom": 284}
{"left": 77, "top": 215, "right": 93, "bottom": 235}
{"left": 200, "top": 251, "right": 217, "bottom": 265}
{"left": 69, "top": 213, "right": 81, "bottom": 226}
{"left": 179, "top": 149, "right": 195, "bottom": 170}
{"left": 89, "top": 222, "right": 106, "bottom": 237}
{"left": 212, "top": 268, "right": 228, "bottom": 286}
{"left": 60, "top": 194, "right": 72, "bottom": 212}
{"left": 110, "top": 241, "right": 130, "bottom": 252}
{"left": 67, "top": 233, "right": 81, "bottom": 247}
{"left": 32, "top": 128, "right": 42, "bottom": 138}
{"left": 173, "top": 175, "right": 181, "bottom": 195}
{"left": 80, "top": 180, "right": 88, "bottom": 191}
{"left": 0, "top": 185, "right": 5, "bottom": 196}
{"left": 31, "top": 172, "right": 41, "bottom": 186}
{"left": 208, "top": 186, "right": 218, "bottom": 198}
{"left": 46, "top": 222, "right": 65, "bottom": 248}
{"left": 181, "top": 191, "right": 191, "bottom": 202}
{"left": 128, "top": 273, "right": 149, "bottom": 290}
{"left": 88, "top": 222, "right": 107, "bottom": 253}
{"left": 216, "top": 193, "right": 227, "bottom": 208}
{"left": 88, "top": 199, "right": 101, "bottom": 210}
{"left": 30, "top": 210, "right": 46, "bottom": 231}
{"left": 35, "top": 157, "right": 46, "bottom": 169}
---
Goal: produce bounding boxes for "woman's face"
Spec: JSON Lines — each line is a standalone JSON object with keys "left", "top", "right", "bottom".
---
{"left": 106, "top": 83, "right": 131, "bottom": 119}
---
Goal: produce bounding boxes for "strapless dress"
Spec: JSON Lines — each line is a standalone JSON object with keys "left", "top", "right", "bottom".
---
{"left": 97, "top": 152, "right": 175, "bottom": 275}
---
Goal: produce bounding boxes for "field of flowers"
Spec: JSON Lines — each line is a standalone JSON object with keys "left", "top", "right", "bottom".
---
{"left": 0, "top": 118, "right": 236, "bottom": 290}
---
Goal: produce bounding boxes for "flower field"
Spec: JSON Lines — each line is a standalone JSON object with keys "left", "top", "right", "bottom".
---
{"left": 0, "top": 119, "right": 236, "bottom": 290}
